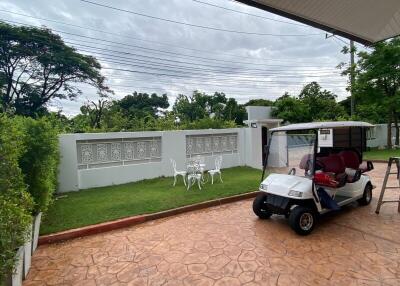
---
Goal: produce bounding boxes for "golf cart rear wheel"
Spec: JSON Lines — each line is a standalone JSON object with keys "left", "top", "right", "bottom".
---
{"left": 289, "top": 206, "right": 316, "bottom": 235}
{"left": 358, "top": 184, "right": 373, "bottom": 206}
{"left": 253, "top": 193, "right": 272, "bottom": 219}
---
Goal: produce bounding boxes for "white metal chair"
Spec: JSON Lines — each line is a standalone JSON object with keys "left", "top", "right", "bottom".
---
{"left": 208, "top": 156, "right": 223, "bottom": 184}
{"left": 187, "top": 161, "right": 203, "bottom": 190}
{"left": 170, "top": 159, "right": 187, "bottom": 186}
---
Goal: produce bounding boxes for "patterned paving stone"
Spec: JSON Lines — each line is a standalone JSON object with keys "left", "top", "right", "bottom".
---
{"left": 24, "top": 163, "right": 400, "bottom": 285}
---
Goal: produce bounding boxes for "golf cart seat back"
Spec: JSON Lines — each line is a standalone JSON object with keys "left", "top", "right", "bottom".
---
{"left": 299, "top": 154, "right": 313, "bottom": 174}
{"left": 338, "top": 150, "right": 374, "bottom": 174}
{"left": 315, "top": 154, "right": 347, "bottom": 188}
{"left": 338, "top": 150, "right": 360, "bottom": 169}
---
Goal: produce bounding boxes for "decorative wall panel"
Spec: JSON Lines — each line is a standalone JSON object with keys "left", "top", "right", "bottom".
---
{"left": 186, "top": 133, "right": 238, "bottom": 157}
{"left": 77, "top": 137, "right": 161, "bottom": 169}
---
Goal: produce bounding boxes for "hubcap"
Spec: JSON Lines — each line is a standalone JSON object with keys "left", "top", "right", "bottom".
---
{"left": 299, "top": 213, "right": 314, "bottom": 231}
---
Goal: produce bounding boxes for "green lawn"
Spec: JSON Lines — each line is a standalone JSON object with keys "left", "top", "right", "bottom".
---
{"left": 364, "top": 148, "right": 400, "bottom": 161}
{"left": 41, "top": 166, "right": 261, "bottom": 234}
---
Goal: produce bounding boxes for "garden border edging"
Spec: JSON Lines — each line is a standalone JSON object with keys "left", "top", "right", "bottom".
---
{"left": 38, "top": 191, "right": 259, "bottom": 245}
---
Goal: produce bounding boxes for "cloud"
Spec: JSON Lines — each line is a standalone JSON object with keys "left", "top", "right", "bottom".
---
{"left": 1, "top": 0, "right": 352, "bottom": 116}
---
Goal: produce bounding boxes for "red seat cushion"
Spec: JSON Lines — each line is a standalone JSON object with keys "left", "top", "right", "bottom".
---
{"left": 315, "top": 155, "right": 347, "bottom": 188}
{"left": 339, "top": 150, "right": 361, "bottom": 170}
{"left": 318, "top": 154, "right": 346, "bottom": 174}
{"left": 314, "top": 172, "right": 340, "bottom": 188}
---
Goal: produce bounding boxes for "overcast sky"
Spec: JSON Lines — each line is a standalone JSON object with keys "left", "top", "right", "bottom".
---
{"left": 1, "top": 0, "right": 360, "bottom": 116}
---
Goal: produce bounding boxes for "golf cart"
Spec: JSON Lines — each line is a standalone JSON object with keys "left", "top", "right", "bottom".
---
{"left": 253, "top": 121, "right": 375, "bottom": 235}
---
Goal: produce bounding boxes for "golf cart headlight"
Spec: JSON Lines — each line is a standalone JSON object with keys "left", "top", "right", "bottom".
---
{"left": 260, "top": 183, "right": 268, "bottom": 190}
{"left": 288, "top": 190, "right": 303, "bottom": 197}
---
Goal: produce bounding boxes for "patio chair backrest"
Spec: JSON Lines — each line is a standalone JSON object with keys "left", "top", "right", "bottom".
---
{"left": 215, "top": 156, "right": 222, "bottom": 171}
{"left": 170, "top": 158, "right": 177, "bottom": 172}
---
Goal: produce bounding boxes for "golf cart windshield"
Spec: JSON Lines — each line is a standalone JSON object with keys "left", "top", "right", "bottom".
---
{"left": 267, "top": 131, "right": 317, "bottom": 177}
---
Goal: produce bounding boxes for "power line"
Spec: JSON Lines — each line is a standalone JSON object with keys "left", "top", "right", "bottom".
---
{"left": 95, "top": 57, "right": 343, "bottom": 80}
{"left": 0, "top": 11, "right": 329, "bottom": 64}
{"left": 64, "top": 40, "right": 339, "bottom": 73}
{"left": 191, "top": 0, "right": 308, "bottom": 27}
{"left": 101, "top": 67, "right": 346, "bottom": 87}
{"left": 62, "top": 36, "right": 337, "bottom": 70}
{"left": 0, "top": 18, "right": 344, "bottom": 82}
{"left": 79, "top": 0, "right": 323, "bottom": 37}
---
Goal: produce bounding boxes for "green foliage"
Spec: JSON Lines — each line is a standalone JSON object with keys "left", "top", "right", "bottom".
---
{"left": 116, "top": 92, "right": 169, "bottom": 119}
{"left": 0, "top": 22, "right": 110, "bottom": 116}
{"left": 244, "top": 98, "right": 274, "bottom": 106}
{"left": 173, "top": 91, "right": 245, "bottom": 124}
{"left": 273, "top": 83, "right": 347, "bottom": 123}
{"left": 340, "top": 38, "right": 400, "bottom": 146}
{"left": 19, "top": 117, "right": 60, "bottom": 214}
{"left": 0, "top": 115, "right": 33, "bottom": 281}
{"left": 181, "top": 117, "right": 236, "bottom": 129}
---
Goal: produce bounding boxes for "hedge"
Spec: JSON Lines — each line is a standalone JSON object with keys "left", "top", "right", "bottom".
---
{"left": 19, "top": 117, "right": 60, "bottom": 214}
{"left": 0, "top": 115, "right": 59, "bottom": 281}
{"left": 0, "top": 115, "right": 33, "bottom": 282}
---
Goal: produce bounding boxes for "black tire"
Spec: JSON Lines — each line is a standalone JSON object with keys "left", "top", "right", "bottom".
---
{"left": 253, "top": 193, "right": 272, "bottom": 219}
{"left": 289, "top": 206, "right": 316, "bottom": 235}
{"left": 358, "top": 184, "right": 373, "bottom": 206}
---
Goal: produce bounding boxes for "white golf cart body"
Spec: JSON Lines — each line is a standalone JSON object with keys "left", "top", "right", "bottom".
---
{"left": 254, "top": 121, "right": 374, "bottom": 234}
{"left": 262, "top": 173, "right": 371, "bottom": 213}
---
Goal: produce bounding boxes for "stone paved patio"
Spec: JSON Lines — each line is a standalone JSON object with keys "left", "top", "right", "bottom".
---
{"left": 24, "top": 163, "right": 400, "bottom": 285}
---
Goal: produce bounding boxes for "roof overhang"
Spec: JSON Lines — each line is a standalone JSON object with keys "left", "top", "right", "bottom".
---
{"left": 270, "top": 121, "right": 374, "bottom": 132}
{"left": 236, "top": 0, "right": 400, "bottom": 45}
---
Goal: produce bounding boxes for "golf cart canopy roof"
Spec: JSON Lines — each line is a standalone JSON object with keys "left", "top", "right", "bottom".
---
{"left": 236, "top": 0, "right": 400, "bottom": 45}
{"left": 270, "top": 121, "right": 374, "bottom": 132}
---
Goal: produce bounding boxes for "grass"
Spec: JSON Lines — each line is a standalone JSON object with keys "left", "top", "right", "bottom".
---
{"left": 363, "top": 148, "right": 400, "bottom": 161}
{"left": 41, "top": 166, "right": 261, "bottom": 235}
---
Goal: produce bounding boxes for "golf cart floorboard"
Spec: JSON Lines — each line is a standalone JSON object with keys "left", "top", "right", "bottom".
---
{"left": 335, "top": 195, "right": 352, "bottom": 204}
{"left": 320, "top": 195, "right": 362, "bottom": 214}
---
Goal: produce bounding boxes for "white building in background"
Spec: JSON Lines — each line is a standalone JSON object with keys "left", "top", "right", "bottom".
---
{"left": 58, "top": 106, "right": 282, "bottom": 193}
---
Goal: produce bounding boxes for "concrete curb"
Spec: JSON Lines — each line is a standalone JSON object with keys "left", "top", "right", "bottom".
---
{"left": 38, "top": 191, "right": 259, "bottom": 245}
{"left": 369, "top": 159, "right": 388, "bottom": 164}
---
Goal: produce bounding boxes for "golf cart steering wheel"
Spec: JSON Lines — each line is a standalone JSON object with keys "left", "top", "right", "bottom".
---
{"left": 288, "top": 168, "right": 296, "bottom": 175}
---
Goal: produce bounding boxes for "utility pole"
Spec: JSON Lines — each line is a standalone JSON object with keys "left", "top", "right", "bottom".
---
{"left": 350, "top": 40, "right": 355, "bottom": 117}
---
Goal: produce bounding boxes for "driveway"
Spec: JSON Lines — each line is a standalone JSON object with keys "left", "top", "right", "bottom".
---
{"left": 24, "top": 163, "right": 400, "bottom": 285}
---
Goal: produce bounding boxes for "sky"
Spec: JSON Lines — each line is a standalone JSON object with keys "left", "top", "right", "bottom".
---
{"left": 0, "top": 0, "right": 360, "bottom": 116}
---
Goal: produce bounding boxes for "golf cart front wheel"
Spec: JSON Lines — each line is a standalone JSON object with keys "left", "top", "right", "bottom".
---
{"left": 289, "top": 206, "right": 316, "bottom": 235}
{"left": 358, "top": 184, "right": 373, "bottom": 206}
{"left": 253, "top": 193, "right": 272, "bottom": 219}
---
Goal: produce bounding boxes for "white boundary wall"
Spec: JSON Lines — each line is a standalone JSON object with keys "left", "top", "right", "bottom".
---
{"left": 58, "top": 128, "right": 254, "bottom": 193}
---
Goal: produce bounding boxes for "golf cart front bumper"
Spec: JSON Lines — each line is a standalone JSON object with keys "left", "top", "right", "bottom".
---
{"left": 263, "top": 193, "right": 291, "bottom": 214}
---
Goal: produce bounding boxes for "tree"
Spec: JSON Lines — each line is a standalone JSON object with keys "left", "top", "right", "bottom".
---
{"left": 244, "top": 98, "right": 274, "bottom": 106}
{"left": 298, "top": 82, "right": 346, "bottom": 121}
{"left": 222, "top": 98, "right": 246, "bottom": 125}
{"left": 272, "top": 83, "right": 347, "bottom": 123}
{"left": 80, "top": 93, "right": 110, "bottom": 129}
{"left": 172, "top": 91, "right": 246, "bottom": 124}
{"left": 116, "top": 92, "right": 169, "bottom": 119}
{"left": 0, "top": 22, "right": 110, "bottom": 116}
{"left": 272, "top": 92, "right": 310, "bottom": 123}
{"left": 343, "top": 38, "right": 400, "bottom": 147}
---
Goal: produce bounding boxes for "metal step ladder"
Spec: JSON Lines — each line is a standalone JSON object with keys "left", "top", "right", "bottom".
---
{"left": 375, "top": 157, "right": 400, "bottom": 214}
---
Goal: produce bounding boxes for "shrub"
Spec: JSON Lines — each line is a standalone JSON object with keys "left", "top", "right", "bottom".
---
{"left": 0, "top": 115, "right": 33, "bottom": 282}
{"left": 19, "top": 117, "right": 60, "bottom": 214}
{"left": 182, "top": 118, "right": 237, "bottom": 130}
